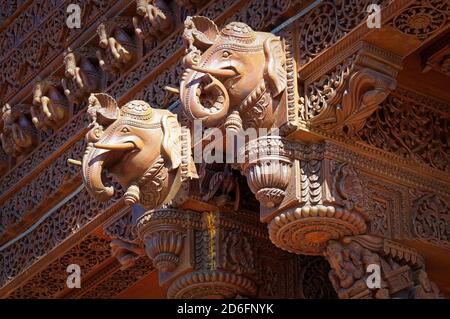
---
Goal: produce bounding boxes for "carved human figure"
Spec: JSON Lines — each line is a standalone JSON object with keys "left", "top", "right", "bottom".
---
{"left": 325, "top": 240, "right": 368, "bottom": 298}
{"left": 61, "top": 47, "right": 104, "bottom": 104}
{"left": 32, "top": 78, "right": 70, "bottom": 131}
{"left": 325, "top": 236, "right": 443, "bottom": 299}
{"left": 96, "top": 18, "right": 138, "bottom": 74}
{"left": 132, "top": 0, "right": 174, "bottom": 44}
{"left": 180, "top": 16, "right": 287, "bottom": 131}
{"left": 410, "top": 270, "right": 442, "bottom": 299}
{"left": 81, "top": 93, "right": 195, "bottom": 209}
{"left": 1, "top": 104, "right": 38, "bottom": 161}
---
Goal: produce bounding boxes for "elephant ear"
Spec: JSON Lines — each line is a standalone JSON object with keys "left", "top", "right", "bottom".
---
{"left": 184, "top": 16, "right": 219, "bottom": 50}
{"left": 161, "top": 113, "right": 182, "bottom": 171}
{"left": 89, "top": 93, "right": 119, "bottom": 125}
{"left": 264, "top": 36, "right": 287, "bottom": 97}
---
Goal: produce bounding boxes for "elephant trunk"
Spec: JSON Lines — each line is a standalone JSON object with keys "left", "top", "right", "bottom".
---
{"left": 180, "top": 69, "right": 230, "bottom": 128}
{"left": 82, "top": 145, "right": 114, "bottom": 201}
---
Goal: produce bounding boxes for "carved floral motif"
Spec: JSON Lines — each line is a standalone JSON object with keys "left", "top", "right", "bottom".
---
{"left": 392, "top": 1, "right": 449, "bottom": 40}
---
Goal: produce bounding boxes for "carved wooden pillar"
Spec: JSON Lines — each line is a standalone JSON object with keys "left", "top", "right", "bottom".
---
{"left": 241, "top": 137, "right": 368, "bottom": 256}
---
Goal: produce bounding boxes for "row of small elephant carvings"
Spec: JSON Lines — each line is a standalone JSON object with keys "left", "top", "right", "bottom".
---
{"left": 0, "top": 0, "right": 192, "bottom": 168}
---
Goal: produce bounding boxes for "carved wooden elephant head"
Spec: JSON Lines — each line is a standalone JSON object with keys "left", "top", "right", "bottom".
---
{"left": 32, "top": 78, "right": 70, "bottom": 131}
{"left": 81, "top": 93, "right": 195, "bottom": 209}
{"left": 180, "top": 16, "right": 287, "bottom": 130}
{"left": 61, "top": 47, "right": 104, "bottom": 104}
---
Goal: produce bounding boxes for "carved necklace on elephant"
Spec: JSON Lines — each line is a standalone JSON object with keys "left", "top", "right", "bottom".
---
{"left": 124, "top": 154, "right": 184, "bottom": 209}
{"left": 238, "top": 79, "right": 273, "bottom": 129}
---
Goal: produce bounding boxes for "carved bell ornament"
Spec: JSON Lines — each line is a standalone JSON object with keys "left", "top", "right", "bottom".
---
{"left": 31, "top": 78, "right": 70, "bottom": 131}
{"left": 79, "top": 93, "right": 197, "bottom": 211}
{"left": 179, "top": 16, "right": 289, "bottom": 131}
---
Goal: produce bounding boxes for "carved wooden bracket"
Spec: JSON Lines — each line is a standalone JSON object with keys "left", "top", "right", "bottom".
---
{"left": 32, "top": 77, "right": 70, "bottom": 131}
{"left": 324, "top": 235, "right": 442, "bottom": 299}
{"left": 133, "top": 0, "right": 175, "bottom": 45}
{"left": 302, "top": 43, "right": 401, "bottom": 137}
{"left": 96, "top": 17, "right": 140, "bottom": 74}
{"left": 61, "top": 47, "right": 105, "bottom": 105}
{"left": 241, "top": 136, "right": 369, "bottom": 255}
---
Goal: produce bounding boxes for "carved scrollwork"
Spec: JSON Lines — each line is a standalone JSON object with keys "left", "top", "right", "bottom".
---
{"left": 359, "top": 87, "right": 450, "bottom": 172}
{"left": 303, "top": 44, "right": 400, "bottom": 136}
{"left": 298, "top": 0, "right": 386, "bottom": 64}
{"left": 220, "top": 231, "right": 255, "bottom": 276}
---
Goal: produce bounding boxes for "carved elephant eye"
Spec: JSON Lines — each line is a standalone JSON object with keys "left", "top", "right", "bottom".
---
{"left": 121, "top": 127, "right": 130, "bottom": 133}
{"left": 222, "top": 51, "right": 231, "bottom": 59}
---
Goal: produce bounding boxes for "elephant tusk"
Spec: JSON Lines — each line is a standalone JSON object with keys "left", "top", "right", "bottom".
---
{"left": 190, "top": 65, "right": 236, "bottom": 78}
{"left": 164, "top": 86, "right": 179, "bottom": 94}
{"left": 67, "top": 158, "right": 82, "bottom": 166}
{"left": 93, "top": 142, "right": 136, "bottom": 151}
